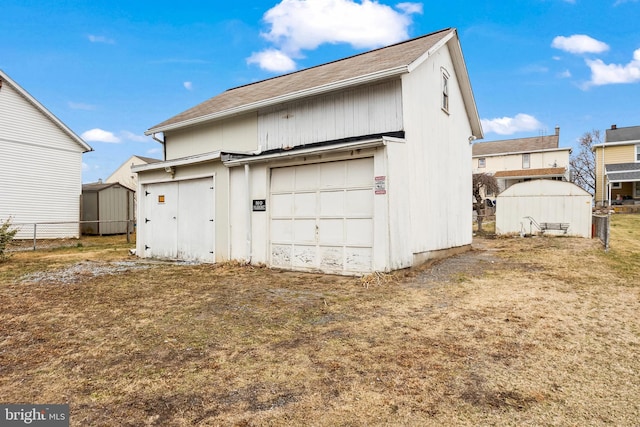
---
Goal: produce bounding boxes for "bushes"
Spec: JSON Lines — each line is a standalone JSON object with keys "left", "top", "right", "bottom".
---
{"left": 0, "top": 218, "right": 18, "bottom": 261}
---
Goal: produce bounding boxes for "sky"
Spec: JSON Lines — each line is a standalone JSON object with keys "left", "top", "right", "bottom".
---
{"left": 2, "top": 0, "right": 639, "bottom": 183}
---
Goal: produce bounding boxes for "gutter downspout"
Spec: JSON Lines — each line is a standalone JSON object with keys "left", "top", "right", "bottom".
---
{"left": 245, "top": 164, "right": 252, "bottom": 264}
{"left": 151, "top": 132, "right": 166, "bottom": 160}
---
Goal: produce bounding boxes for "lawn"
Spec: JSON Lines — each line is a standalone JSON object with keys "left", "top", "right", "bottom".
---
{"left": 1, "top": 215, "right": 638, "bottom": 426}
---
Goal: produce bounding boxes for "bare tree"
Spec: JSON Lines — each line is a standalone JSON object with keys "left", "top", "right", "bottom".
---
{"left": 570, "top": 130, "right": 599, "bottom": 195}
{"left": 472, "top": 173, "right": 500, "bottom": 233}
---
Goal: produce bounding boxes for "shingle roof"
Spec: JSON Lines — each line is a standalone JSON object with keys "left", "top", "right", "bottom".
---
{"left": 472, "top": 134, "right": 560, "bottom": 157}
{"left": 605, "top": 163, "right": 640, "bottom": 182}
{"left": 148, "top": 28, "right": 455, "bottom": 132}
{"left": 494, "top": 167, "right": 566, "bottom": 178}
{"left": 135, "top": 155, "right": 161, "bottom": 164}
{"left": 605, "top": 125, "right": 640, "bottom": 143}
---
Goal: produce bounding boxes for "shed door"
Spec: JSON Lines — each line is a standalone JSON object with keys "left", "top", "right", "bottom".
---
{"left": 143, "top": 177, "right": 215, "bottom": 262}
{"left": 270, "top": 158, "right": 374, "bottom": 274}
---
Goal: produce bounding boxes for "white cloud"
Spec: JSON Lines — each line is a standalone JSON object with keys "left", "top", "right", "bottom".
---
{"left": 88, "top": 34, "right": 115, "bottom": 44}
{"left": 558, "top": 69, "right": 572, "bottom": 78}
{"left": 614, "top": 0, "right": 639, "bottom": 5}
{"left": 68, "top": 101, "right": 96, "bottom": 111}
{"left": 81, "top": 128, "right": 121, "bottom": 143}
{"left": 82, "top": 162, "right": 90, "bottom": 172}
{"left": 481, "top": 114, "right": 543, "bottom": 136}
{"left": 183, "top": 81, "right": 193, "bottom": 91}
{"left": 552, "top": 35, "right": 609, "bottom": 54}
{"left": 396, "top": 2, "right": 423, "bottom": 14}
{"left": 247, "top": 49, "right": 297, "bottom": 73}
{"left": 585, "top": 48, "right": 640, "bottom": 86}
{"left": 147, "top": 147, "right": 163, "bottom": 155}
{"left": 121, "top": 131, "right": 150, "bottom": 143}
{"left": 248, "top": 0, "right": 423, "bottom": 71}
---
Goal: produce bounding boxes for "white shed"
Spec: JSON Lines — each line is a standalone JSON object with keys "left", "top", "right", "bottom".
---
{"left": 496, "top": 180, "right": 593, "bottom": 238}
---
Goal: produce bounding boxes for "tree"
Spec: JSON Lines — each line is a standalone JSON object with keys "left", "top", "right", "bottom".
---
{"left": 570, "top": 129, "right": 599, "bottom": 196}
{"left": 472, "top": 173, "right": 500, "bottom": 233}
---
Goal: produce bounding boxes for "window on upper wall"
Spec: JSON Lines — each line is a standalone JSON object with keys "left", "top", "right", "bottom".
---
{"left": 522, "top": 153, "right": 530, "bottom": 169}
{"left": 478, "top": 158, "right": 486, "bottom": 168}
{"left": 441, "top": 69, "right": 450, "bottom": 113}
{"left": 612, "top": 182, "right": 622, "bottom": 189}
{"left": 636, "top": 144, "right": 640, "bottom": 162}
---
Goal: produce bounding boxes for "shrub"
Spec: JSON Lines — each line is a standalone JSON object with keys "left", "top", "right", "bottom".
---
{"left": 0, "top": 218, "right": 18, "bottom": 261}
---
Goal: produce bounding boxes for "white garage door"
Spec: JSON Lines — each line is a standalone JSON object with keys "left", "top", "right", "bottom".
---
{"left": 142, "top": 177, "right": 215, "bottom": 262}
{"left": 270, "top": 158, "right": 374, "bottom": 274}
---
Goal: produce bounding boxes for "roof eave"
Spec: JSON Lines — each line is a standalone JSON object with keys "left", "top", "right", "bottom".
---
{"left": 443, "top": 30, "right": 483, "bottom": 139}
{"left": 0, "top": 69, "right": 93, "bottom": 153}
{"left": 131, "top": 151, "right": 222, "bottom": 173}
{"left": 473, "top": 147, "right": 571, "bottom": 157}
{"left": 145, "top": 65, "right": 409, "bottom": 135}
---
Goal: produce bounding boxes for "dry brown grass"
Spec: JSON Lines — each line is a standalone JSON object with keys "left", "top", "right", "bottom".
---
{"left": 1, "top": 216, "right": 639, "bottom": 426}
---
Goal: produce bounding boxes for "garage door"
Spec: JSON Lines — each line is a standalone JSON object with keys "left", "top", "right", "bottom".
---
{"left": 270, "top": 158, "right": 374, "bottom": 274}
{"left": 142, "top": 177, "right": 215, "bottom": 262}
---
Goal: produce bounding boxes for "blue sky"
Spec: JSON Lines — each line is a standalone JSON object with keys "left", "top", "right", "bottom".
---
{"left": 2, "top": 0, "right": 639, "bottom": 183}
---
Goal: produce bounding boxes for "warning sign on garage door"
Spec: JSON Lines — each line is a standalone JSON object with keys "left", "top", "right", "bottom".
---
{"left": 374, "top": 176, "right": 386, "bottom": 195}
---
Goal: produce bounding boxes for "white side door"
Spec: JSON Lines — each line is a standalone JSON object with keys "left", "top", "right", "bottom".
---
{"left": 177, "top": 177, "right": 215, "bottom": 263}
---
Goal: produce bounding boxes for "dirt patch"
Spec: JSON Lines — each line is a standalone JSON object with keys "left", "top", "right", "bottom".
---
{"left": 1, "top": 217, "right": 639, "bottom": 426}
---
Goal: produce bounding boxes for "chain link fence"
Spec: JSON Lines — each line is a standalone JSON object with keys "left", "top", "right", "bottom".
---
{"left": 7, "top": 220, "right": 135, "bottom": 252}
{"left": 592, "top": 214, "right": 610, "bottom": 251}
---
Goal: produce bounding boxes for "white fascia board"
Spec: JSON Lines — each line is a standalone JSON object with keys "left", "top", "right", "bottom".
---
{"left": 472, "top": 147, "right": 572, "bottom": 158}
{"left": 222, "top": 138, "right": 392, "bottom": 167}
{"left": 593, "top": 140, "right": 640, "bottom": 148}
{"left": 407, "top": 29, "right": 483, "bottom": 140}
{"left": 145, "top": 66, "right": 408, "bottom": 135}
{"left": 131, "top": 151, "right": 221, "bottom": 173}
{"left": 0, "top": 70, "right": 93, "bottom": 153}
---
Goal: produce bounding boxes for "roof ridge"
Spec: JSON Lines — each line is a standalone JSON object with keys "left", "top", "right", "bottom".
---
{"left": 225, "top": 28, "right": 453, "bottom": 93}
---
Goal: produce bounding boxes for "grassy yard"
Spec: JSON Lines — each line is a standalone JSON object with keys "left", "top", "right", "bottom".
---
{"left": 0, "top": 215, "right": 638, "bottom": 426}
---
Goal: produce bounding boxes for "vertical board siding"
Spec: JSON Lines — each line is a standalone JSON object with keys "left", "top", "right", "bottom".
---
{"left": 0, "top": 82, "right": 84, "bottom": 239}
{"left": 258, "top": 80, "right": 403, "bottom": 150}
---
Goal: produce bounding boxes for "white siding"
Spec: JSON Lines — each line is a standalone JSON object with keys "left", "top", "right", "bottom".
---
{"left": 401, "top": 43, "right": 473, "bottom": 257}
{"left": 1, "top": 139, "right": 82, "bottom": 239}
{"left": 165, "top": 113, "right": 257, "bottom": 160}
{"left": 496, "top": 180, "right": 592, "bottom": 238}
{"left": 0, "top": 80, "right": 85, "bottom": 239}
{"left": 258, "top": 80, "right": 403, "bottom": 150}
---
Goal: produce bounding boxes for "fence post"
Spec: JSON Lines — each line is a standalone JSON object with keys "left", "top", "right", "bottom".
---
{"left": 33, "top": 223, "right": 37, "bottom": 251}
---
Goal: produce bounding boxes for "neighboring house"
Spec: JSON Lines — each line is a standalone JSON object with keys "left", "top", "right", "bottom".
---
{"left": 472, "top": 127, "right": 571, "bottom": 199}
{"left": 0, "top": 70, "right": 92, "bottom": 239}
{"left": 133, "top": 28, "right": 483, "bottom": 274}
{"left": 81, "top": 182, "right": 135, "bottom": 235}
{"left": 593, "top": 124, "right": 640, "bottom": 207}
{"left": 105, "top": 155, "right": 160, "bottom": 191}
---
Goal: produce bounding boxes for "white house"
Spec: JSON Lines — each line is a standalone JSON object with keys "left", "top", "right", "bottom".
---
{"left": 0, "top": 70, "right": 92, "bottom": 239}
{"left": 133, "top": 28, "right": 483, "bottom": 274}
{"left": 106, "top": 155, "right": 160, "bottom": 191}
{"left": 472, "top": 127, "right": 571, "bottom": 197}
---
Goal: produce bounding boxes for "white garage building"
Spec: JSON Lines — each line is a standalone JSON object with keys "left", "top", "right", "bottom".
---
{"left": 133, "top": 28, "right": 483, "bottom": 274}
